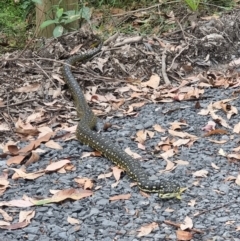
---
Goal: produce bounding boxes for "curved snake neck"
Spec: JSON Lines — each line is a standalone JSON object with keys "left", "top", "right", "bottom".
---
{"left": 62, "top": 40, "right": 181, "bottom": 199}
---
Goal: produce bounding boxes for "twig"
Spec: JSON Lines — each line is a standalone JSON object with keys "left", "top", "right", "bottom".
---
{"left": 164, "top": 220, "right": 204, "bottom": 234}
{"left": 0, "top": 99, "right": 36, "bottom": 109}
{"left": 167, "top": 44, "right": 189, "bottom": 72}
{"left": 114, "top": 36, "right": 143, "bottom": 47}
{"left": 194, "top": 200, "right": 236, "bottom": 217}
{"left": 104, "top": 32, "right": 120, "bottom": 46}
{"left": 112, "top": 1, "right": 178, "bottom": 17}
{"left": 161, "top": 46, "right": 171, "bottom": 85}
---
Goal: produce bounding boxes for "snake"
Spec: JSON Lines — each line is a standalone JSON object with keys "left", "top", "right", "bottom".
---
{"left": 62, "top": 38, "right": 182, "bottom": 199}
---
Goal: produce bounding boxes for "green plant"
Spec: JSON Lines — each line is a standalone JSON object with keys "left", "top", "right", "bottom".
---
{"left": 40, "top": 4, "right": 91, "bottom": 38}
{"left": 184, "top": 0, "right": 200, "bottom": 11}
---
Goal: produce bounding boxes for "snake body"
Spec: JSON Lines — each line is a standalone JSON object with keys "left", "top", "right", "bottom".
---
{"left": 62, "top": 40, "right": 181, "bottom": 199}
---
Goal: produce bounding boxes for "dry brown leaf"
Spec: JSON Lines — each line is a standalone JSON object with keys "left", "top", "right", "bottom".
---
{"left": 180, "top": 216, "right": 193, "bottom": 230}
{"left": 67, "top": 216, "right": 80, "bottom": 225}
{"left": 109, "top": 193, "right": 131, "bottom": 201}
{"left": 6, "top": 155, "right": 25, "bottom": 166}
{"left": 233, "top": 123, "right": 240, "bottom": 134}
{"left": 233, "top": 146, "right": 240, "bottom": 152}
{"left": 204, "top": 129, "right": 228, "bottom": 137}
{"left": 125, "top": 147, "right": 141, "bottom": 159}
{"left": 170, "top": 122, "right": 188, "bottom": 130}
{"left": 235, "top": 174, "right": 240, "bottom": 186}
{"left": 26, "top": 112, "right": 44, "bottom": 123}
{"left": 227, "top": 153, "right": 240, "bottom": 160}
{"left": 74, "top": 177, "right": 93, "bottom": 190}
{"left": 165, "top": 160, "right": 175, "bottom": 172}
{"left": 172, "top": 139, "right": 190, "bottom": 147}
{"left": 0, "top": 209, "right": 12, "bottom": 222}
{"left": 112, "top": 166, "right": 124, "bottom": 181}
{"left": 0, "top": 199, "right": 34, "bottom": 208}
{"left": 0, "top": 220, "right": 10, "bottom": 226}
{"left": 0, "top": 221, "right": 29, "bottom": 230}
{"left": 45, "top": 160, "right": 70, "bottom": 172}
{"left": 0, "top": 123, "right": 10, "bottom": 131}
{"left": 153, "top": 124, "right": 165, "bottom": 133}
{"left": 50, "top": 189, "right": 93, "bottom": 202}
{"left": 142, "top": 74, "right": 160, "bottom": 89}
{"left": 210, "top": 112, "right": 230, "bottom": 129}
{"left": 14, "top": 83, "right": 40, "bottom": 93}
{"left": 11, "top": 168, "right": 45, "bottom": 180}
{"left": 174, "top": 160, "right": 189, "bottom": 165}
{"left": 176, "top": 230, "right": 193, "bottom": 241}
{"left": 208, "top": 139, "right": 227, "bottom": 144}
{"left": 168, "top": 129, "right": 197, "bottom": 139}
{"left": 45, "top": 140, "right": 62, "bottom": 150}
{"left": 137, "top": 222, "right": 158, "bottom": 237}
{"left": 135, "top": 130, "right": 147, "bottom": 143}
{"left": 160, "top": 149, "right": 174, "bottom": 160}
{"left": 98, "top": 172, "right": 113, "bottom": 179}
{"left": 193, "top": 169, "right": 208, "bottom": 177}
{"left": 224, "top": 176, "right": 236, "bottom": 182}
{"left": 211, "top": 163, "right": 220, "bottom": 170}
{"left": 8, "top": 145, "right": 19, "bottom": 155}
{"left": 19, "top": 210, "right": 35, "bottom": 223}
{"left": 25, "top": 151, "right": 40, "bottom": 167}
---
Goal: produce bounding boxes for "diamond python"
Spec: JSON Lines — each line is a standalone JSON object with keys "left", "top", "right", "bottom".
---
{"left": 62, "top": 39, "right": 182, "bottom": 199}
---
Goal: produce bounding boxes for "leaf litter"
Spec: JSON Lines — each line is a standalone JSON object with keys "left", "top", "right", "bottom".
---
{"left": 1, "top": 12, "right": 240, "bottom": 238}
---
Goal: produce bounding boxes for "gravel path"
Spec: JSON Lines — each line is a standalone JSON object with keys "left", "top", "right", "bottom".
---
{"left": 1, "top": 87, "right": 240, "bottom": 240}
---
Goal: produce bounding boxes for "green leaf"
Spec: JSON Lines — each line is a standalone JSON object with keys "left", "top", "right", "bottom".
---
{"left": 64, "top": 14, "right": 81, "bottom": 24}
{"left": 56, "top": 8, "right": 64, "bottom": 19}
{"left": 53, "top": 25, "right": 64, "bottom": 37}
{"left": 80, "top": 7, "right": 91, "bottom": 21}
{"left": 32, "top": 0, "right": 43, "bottom": 4}
{"left": 40, "top": 19, "right": 57, "bottom": 29}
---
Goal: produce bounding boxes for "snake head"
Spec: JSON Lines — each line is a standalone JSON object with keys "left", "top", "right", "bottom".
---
{"left": 158, "top": 187, "right": 187, "bottom": 200}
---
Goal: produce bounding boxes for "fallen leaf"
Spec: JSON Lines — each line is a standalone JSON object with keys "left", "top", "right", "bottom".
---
{"left": 109, "top": 193, "right": 131, "bottom": 201}
{"left": 19, "top": 210, "right": 35, "bottom": 223}
{"left": 14, "top": 83, "right": 40, "bottom": 93}
{"left": 176, "top": 230, "right": 193, "bottom": 241}
{"left": 125, "top": 147, "right": 141, "bottom": 159}
{"left": 11, "top": 168, "right": 45, "bottom": 180}
{"left": 45, "top": 160, "right": 70, "bottom": 172}
{"left": 137, "top": 222, "right": 158, "bottom": 237}
{"left": 235, "top": 174, "right": 240, "bottom": 186}
{"left": 74, "top": 177, "right": 93, "bottom": 190}
{"left": 211, "top": 163, "right": 220, "bottom": 170}
{"left": 25, "top": 151, "right": 40, "bottom": 167}
{"left": 67, "top": 216, "right": 80, "bottom": 225}
{"left": 6, "top": 155, "right": 25, "bottom": 166}
{"left": 233, "top": 123, "right": 240, "bottom": 134}
{"left": 153, "top": 124, "right": 165, "bottom": 133}
{"left": 0, "top": 221, "right": 30, "bottom": 230}
{"left": 174, "top": 160, "right": 189, "bottom": 165}
{"left": 98, "top": 172, "right": 112, "bottom": 179}
{"left": 172, "top": 139, "right": 190, "bottom": 147}
{"left": 192, "top": 170, "right": 208, "bottom": 177}
{"left": 142, "top": 74, "right": 160, "bottom": 89}
{"left": 180, "top": 216, "right": 193, "bottom": 230}
{"left": 227, "top": 153, "right": 240, "bottom": 160}
{"left": 45, "top": 140, "right": 62, "bottom": 150}
{"left": 112, "top": 166, "right": 124, "bottom": 181}
{"left": 0, "top": 209, "right": 12, "bottom": 222}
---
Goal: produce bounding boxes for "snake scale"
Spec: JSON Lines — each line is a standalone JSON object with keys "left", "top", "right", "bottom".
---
{"left": 62, "top": 39, "right": 181, "bottom": 199}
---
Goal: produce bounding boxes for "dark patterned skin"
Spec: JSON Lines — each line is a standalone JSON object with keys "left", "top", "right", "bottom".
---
{"left": 62, "top": 39, "right": 181, "bottom": 199}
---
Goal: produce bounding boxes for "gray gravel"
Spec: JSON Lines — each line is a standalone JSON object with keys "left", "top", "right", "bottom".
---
{"left": 1, "top": 87, "right": 240, "bottom": 240}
